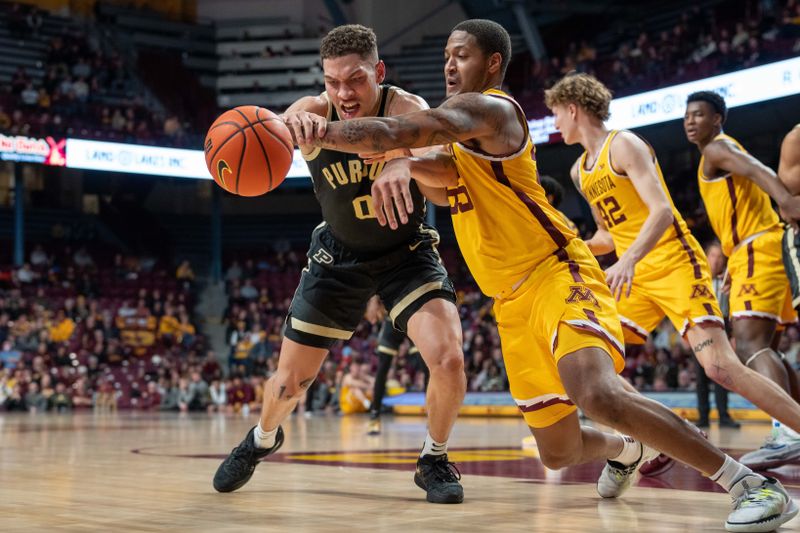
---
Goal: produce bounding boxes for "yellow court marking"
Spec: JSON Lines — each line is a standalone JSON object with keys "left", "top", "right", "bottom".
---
{"left": 288, "top": 449, "right": 530, "bottom": 464}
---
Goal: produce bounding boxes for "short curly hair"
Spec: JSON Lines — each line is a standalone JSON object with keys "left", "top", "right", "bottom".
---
{"left": 544, "top": 73, "right": 613, "bottom": 121}
{"left": 320, "top": 24, "right": 377, "bottom": 61}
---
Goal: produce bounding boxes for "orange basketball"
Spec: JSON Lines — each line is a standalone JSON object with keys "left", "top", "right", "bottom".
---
{"left": 203, "top": 106, "right": 294, "bottom": 196}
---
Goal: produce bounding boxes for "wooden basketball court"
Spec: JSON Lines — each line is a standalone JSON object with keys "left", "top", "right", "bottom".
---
{"left": 3, "top": 412, "right": 800, "bottom": 532}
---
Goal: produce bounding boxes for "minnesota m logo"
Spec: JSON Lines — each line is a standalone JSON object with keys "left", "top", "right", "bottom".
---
{"left": 737, "top": 283, "right": 759, "bottom": 297}
{"left": 690, "top": 284, "right": 713, "bottom": 299}
{"left": 565, "top": 285, "right": 599, "bottom": 308}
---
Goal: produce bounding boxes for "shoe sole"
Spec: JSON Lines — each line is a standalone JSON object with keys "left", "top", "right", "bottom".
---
{"left": 413, "top": 473, "right": 464, "bottom": 504}
{"left": 740, "top": 447, "right": 800, "bottom": 470}
{"left": 213, "top": 471, "right": 254, "bottom": 493}
{"left": 725, "top": 499, "right": 800, "bottom": 532}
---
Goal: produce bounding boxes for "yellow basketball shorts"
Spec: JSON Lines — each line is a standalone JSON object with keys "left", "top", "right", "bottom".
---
{"left": 616, "top": 239, "right": 724, "bottom": 344}
{"left": 493, "top": 238, "right": 625, "bottom": 429}
{"left": 728, "top": 230, "right": 796, "bottom": 325}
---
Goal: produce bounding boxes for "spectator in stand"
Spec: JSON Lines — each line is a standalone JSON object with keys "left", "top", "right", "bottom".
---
{"left": 50, "top": 382, "right": 73, "bottom": 412}
{"left": 49, "top": 309, "right": 76, "bottom": 343}
{"left": 225, "top": 260, "right": 243, "bottom": 284}
{"left": 208, "top": 379, "right": 227, "bottom": 413}
{"left": 176, "top": 260, "right": 195, "bottom": 290}
{"left": 25, "top": 381, "right": 47, "bottom": 412}
{"left": 30, "top": 245, "right": 49, "bottom": 267}
{"left": 240, "top": 279, "right": 259, "bottom": 300}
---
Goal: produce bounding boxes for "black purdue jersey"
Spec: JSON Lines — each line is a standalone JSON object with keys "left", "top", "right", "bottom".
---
{"left": 304, "top": 85, "right": 426, "bottom": 254}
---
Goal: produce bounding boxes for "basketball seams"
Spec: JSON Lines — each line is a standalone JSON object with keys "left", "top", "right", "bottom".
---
{"left": 206, "top": 106, "right": 293, "bottom": 195}
{"left": 235, "top": 119, "right": 247, "bottom": 195}
{"left": 252, "top": 107, "right": 274, "bottom": 192}
{"left": 255, "top": 121, "right": 294, "bottom": 157}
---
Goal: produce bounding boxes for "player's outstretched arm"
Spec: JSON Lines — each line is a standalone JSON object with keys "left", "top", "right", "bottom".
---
{"left": 603, "top": 132, "right": 674, "bottom": 299}
{"left": 303, "top": 93, "right": 511, "bottom": 153}
{"left": 779, "top": 125, "right": 800, "bottom": 196}
{"left": 704, "top": 138, "right": 800, "bottom": 221}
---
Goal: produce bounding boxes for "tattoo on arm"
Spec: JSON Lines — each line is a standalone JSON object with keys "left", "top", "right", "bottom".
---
{"left": 693, "top": 338, "right": 714, "bottom": 353}
{"left": 316, "top": 93, "right": 494, "bottom": 152}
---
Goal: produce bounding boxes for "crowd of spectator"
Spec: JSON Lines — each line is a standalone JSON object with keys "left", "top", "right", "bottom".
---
{"left": 2, "top": 1, "right": 798, "bottom": 149}
{"left": 0, "top": 242, "right": 208, "bottom": 413}
{"left": 514, "top": 0, "right": 800, "bottom": 116}
{"left": 0, "top": 2, "right": 193, "bottom": 147}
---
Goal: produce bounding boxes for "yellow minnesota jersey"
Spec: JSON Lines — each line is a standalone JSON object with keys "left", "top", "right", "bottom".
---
{"left": 698, "top": 133, "right": 781, "bottom": 256}
{"left": 578, "top": 130, "right": 696, "bottom": 270}
{"left": 447, "top": 88, "right": 578, "bottom": 297}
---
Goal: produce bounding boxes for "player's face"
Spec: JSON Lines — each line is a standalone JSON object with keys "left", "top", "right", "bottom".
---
{"left": 323, "top": 53, "right": 386, "bottom": 120}
{"left": 552, "top": 104, "right": 579, "bottom": 145}
{"left": 444, "top": 31, "right": 494, "bottom": 97}
{"left": 705, "top": 244, "right": 725, "bottom": 277}
{"left": 683, "top": 101, "right": 719, "bottom": 145}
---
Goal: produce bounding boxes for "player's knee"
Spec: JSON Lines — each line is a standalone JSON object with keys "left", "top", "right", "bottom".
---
{"left": 538, "top": 444, "right": 581, "bottom": 470}
{"left": 272, "top": 372, "right": 309, "bottom": 400}
{"left": 421, "top": 332, "right": 464, "bottom": 373}
{"left": 574, "top": 387, "right": 624, "bottom": 422}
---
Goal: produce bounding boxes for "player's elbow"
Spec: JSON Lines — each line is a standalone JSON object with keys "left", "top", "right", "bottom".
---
{"left": 654, "top": 205, "right": 674, "bottom": 228}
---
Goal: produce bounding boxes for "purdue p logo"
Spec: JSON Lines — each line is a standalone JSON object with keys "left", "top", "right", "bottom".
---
{"left": 738, "top": 283, "right": 759, "bottom": 297}
{"left": 565, "top": 285, "right": 600, "bottom": 308}
{"left": 312, "top": 248, "right": 334, "bottom": 265}
{"left": 690, "top": 284, "right": 713, "bottom": 299}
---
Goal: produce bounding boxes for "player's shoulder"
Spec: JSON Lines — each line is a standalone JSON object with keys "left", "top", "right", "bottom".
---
{"left": 386, "top": 86, "right": 429, "bottom": 115}
{"left": 609, "top": 129, "right": 649, "bottom": 153}
{"left": 785, "top": 124, "right": 800, "bottom": 143}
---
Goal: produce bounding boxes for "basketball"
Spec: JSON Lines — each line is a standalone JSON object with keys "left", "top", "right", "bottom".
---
{"left": 203, "top": 106, "right": 294, "bottom": 196}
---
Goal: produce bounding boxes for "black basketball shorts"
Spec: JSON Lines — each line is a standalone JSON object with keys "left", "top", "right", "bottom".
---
{"left": 783, "top": 225, "right": 800, "bottom": 310}
{"left": 284, "top": 223, "right": 455, "bottom": 349}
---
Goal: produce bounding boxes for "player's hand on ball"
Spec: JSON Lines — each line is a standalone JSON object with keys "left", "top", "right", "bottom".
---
{"left": 371, "top": 159, "right": 414, "bottom": 230}
{"left": 605, "top": 255, "right": 636, "bottom": 300}
{"left": 359, "top": 148, "right": 413, "bottom": 165}
{"left": 281, "top": 110, "right": 327, "bottom": 146}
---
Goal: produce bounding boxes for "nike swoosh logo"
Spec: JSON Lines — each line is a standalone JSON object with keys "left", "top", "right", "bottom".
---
{"left": 409, "top": 241, "right": 423, "bottom": 251}
{"left": 217, "top": 159, "right": 232, "bottom": 187}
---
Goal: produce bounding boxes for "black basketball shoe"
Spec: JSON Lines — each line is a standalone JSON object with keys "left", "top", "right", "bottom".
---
{"left": 414, "top": 454, "right": 464, "bottom": 504}
{"left": 213, "top": 426, "right": 284, "bottom": 493}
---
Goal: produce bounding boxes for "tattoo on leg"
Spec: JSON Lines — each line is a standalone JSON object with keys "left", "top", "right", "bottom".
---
{"left": 299, "top": 377, "right": 315, "bottom": 389}
{"left": 693, "top": 338, "right": 714, "bottom": 353}
{"left": 277, "top": 385, "right": 287, "bottom": 400}
{"left": 712, "top": 361, "right": 734, "bottom": 388}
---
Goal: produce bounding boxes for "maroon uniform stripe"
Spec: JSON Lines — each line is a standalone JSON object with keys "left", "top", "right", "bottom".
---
{"left": 725, "top": 176, "right": 740, "bottom": 246}
{"left": 518, "top": 397, "right": 575, "bottom": 413}
{"left": 491, "top": 160, "right": 568, "bottom": 248}
{"left": 554, "top": 247, "right": 583, "bottom": 282}
{"left": 747, "top": 242, "right": 755, "bottom": 278}
{"left": 672, "top": 220, "right": 702, "bottom": 280}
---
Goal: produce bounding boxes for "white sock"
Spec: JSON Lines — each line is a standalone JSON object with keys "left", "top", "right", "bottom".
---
{"left": 253, "top": 422, "right": 278, "bottom": 449}
{"left": 709, "top": 454, "right": 762, "bottom": 492}
{"left": 420, "top": 433, "right": 447, "bottom": 457}
{"left": 773, "top": 418, "right": 800, "bottom": 440}
{"left": 609, "top": 435, "right": 642, "bottom": 466}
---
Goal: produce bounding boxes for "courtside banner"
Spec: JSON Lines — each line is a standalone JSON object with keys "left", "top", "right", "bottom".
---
{"left": 0, "top": 134, "right": 66, "bottom": 165}
{"left": 65, "top": 138, "right": 311, "bottom": 179}
{"left": 530, "top": 56, "right": 800, "bottom": 142}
